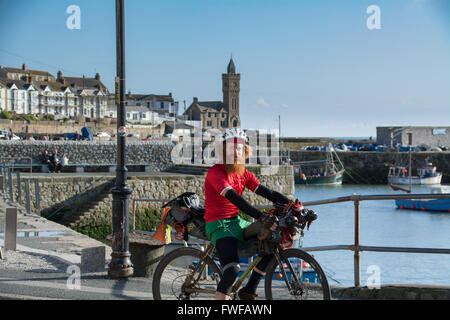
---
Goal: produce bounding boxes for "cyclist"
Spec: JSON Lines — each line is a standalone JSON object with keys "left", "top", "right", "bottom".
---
{"left": 204, "top": 128, "right": 301, "bottom": 300}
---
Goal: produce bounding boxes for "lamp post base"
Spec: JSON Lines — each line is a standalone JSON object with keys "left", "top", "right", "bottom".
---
{"left": 108, "top": 186, "right": 134, "bottom": 279}
{"left": 108, "top": 252, "right": 134, "bottom": 278}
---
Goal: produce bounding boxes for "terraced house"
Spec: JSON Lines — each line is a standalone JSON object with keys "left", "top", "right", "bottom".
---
{"left": 0, "top": 64, "right": 109, "bottom": 119}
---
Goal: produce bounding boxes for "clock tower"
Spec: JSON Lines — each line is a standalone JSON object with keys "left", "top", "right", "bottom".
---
{"left": 222, "top": 57, "right": 240, "bottom": 128}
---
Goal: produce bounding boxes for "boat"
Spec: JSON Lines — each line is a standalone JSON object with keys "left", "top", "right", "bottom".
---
{"left": 292, "top": 144, "right": 345, "bottom": 185}
{"left": 395, "top": 186, "right": 450, "bottom": 213}
{"left": 387, "top": 148, "right": 442, "bottom": 186}
{"left": 388, "top": 163, "right": 442, "bottom": 185}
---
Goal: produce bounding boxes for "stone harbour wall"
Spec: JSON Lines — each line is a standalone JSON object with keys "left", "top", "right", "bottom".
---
{"left": 0, "top": 140, "right": 173, "bottom": 170}
{"left": 75, "top": 166, "right": 294, "bottom": 228}
{"left": 289, "top": 150, "right": 450, "bottom": 184}
{"left": 20, "top": 165, "right": 294, "bottom": 228}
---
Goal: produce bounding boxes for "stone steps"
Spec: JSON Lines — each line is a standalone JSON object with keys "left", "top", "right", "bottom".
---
{"left": 60, "top": 182, "right": 113, "bottom": 227}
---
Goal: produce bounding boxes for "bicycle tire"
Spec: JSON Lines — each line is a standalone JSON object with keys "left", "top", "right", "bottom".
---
{"left": 264, "top": 248, "right": 331, "bottom": 300}
{"left": 152, "top": 247, "right": 222, "bottom": 300}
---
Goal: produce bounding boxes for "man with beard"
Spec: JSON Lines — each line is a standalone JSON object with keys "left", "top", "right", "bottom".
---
{"left": 204, "top": 128, "right": 300, "bottom": 300}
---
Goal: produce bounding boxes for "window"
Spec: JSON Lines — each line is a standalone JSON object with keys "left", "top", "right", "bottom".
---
{"left": 126, "top": 113, "right": 130, "bottom": 118}
{"left": 432, "top": 128, "right": 447, "bottom": 135}
{"left": 160, "top": 102, "right": 164, "bottom": 109}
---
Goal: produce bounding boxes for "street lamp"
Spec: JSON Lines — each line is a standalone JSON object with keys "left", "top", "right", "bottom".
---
{"left": 108, "top": 0, "right": 133, "bottom": 278}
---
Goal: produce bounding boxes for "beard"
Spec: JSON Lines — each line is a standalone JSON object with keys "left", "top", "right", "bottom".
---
{"left": 224, "top": 162, "right": 245, "bottom": 176}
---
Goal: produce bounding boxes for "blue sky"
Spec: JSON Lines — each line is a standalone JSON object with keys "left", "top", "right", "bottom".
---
{"left": 0, "top": 0, "right": 449, "bottom": 137}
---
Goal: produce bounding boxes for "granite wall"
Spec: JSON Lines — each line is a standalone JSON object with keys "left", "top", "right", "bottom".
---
{"left": 10, "top": 165, "right": 294, "bottom": 229}
{"left": 0, "top": 140, "right": 173, "bottom": 170}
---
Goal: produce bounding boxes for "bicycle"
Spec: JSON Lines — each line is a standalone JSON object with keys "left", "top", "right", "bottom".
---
{"left": 152, "top": 193, "right": 331, "bottom": 300}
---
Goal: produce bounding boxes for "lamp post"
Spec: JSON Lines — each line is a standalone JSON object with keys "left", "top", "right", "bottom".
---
{"left": 108, "top": 0, "right": 133, "bottom": 278}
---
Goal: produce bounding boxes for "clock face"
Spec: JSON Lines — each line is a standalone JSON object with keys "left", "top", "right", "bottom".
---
{"left": 232, "top": 81, "right": 237, "bottom": 87}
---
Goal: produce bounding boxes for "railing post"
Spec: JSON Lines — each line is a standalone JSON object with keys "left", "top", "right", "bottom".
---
{"left": 25, "top": 179, "right": 31, "bottom": 214}
{"left": 354, "top": 199, "right": 361, "bottom": 287}
{"left": 34, "top": 179, "right": 40, "bottom": 215}
{"left": 16, "top": 171, "right": 21, "bottom": 204}
{"left": 8, "top": 166, "right": 13, "bottom": 201}
{"left": 132, "top": 199, "right": 136, "bottom": 233}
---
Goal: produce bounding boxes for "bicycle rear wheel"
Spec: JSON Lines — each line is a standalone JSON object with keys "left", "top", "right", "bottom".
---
{"left": 152, "top": 247, "right": 222, "bottom": 300}
{"left": 265, "top": 248, "right": 331, "bottom": 300}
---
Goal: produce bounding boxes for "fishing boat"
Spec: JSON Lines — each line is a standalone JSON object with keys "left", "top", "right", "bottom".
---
{"left": 395, "top": 186, "right": 450, "bottom": 213}
{"left": 388, "top": 163, "right": 442, "bottom": 185}
{"left": 292, "top": 144, "right": 345, "bottom": 185}
{"left": 387, "top": 149, "right": 442, "bottom": 186}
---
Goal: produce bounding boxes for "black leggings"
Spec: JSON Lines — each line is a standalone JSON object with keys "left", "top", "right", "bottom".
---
{"left": 215, "top": 237, "right": 272, "bottom": 295}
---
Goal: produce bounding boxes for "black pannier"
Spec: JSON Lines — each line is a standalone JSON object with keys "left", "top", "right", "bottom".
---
{"left": 163, "top": 192, "right": 208, "bottom": 241}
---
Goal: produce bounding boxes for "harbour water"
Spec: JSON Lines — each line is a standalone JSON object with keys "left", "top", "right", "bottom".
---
{"left": 294, "top": 184, "right": 450, "bottom": 287}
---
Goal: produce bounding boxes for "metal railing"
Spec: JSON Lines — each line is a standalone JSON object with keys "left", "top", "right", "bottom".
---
{"left": 131, "top": 192, "right": 450, "bottom": 287}
{"left": 287, "top": 193, "right": 450, "bottom": 287}
{"left": 0, "top": 164, "right": 40, "bottom": 215}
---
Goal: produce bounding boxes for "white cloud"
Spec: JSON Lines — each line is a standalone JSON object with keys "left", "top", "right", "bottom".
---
{"left": 407, "top": 0, "right": 432, "bottom": 8}
{"left": 252, "top": 97, "right": 288, "bottom": 109}
{"left": 256, "top": 97, "right": 268, "bottom": 106}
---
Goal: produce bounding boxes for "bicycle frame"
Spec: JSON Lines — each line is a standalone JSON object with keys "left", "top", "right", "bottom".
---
{"left": 182, "top": 242, "right": 300, "bottom": 298}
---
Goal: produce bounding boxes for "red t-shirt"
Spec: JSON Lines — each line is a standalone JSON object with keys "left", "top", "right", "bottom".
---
{"left": 204, "top": 164, "right": 260, "bottom": 223}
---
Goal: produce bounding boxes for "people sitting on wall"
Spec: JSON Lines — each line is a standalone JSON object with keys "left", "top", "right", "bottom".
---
{"left": 49, "top": 149, "right": 63, "bottom": 173}
{"left": 40, "top": 150, "right": 51, "bottom": 170}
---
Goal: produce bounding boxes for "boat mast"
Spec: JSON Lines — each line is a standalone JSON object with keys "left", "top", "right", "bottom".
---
{"left": 408, "top": 148, "right": 412, "bottom": 192}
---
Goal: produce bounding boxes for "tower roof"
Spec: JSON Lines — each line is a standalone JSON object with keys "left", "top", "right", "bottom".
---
{"left": 227, "top": 58, "right": 236, "bottom": 74}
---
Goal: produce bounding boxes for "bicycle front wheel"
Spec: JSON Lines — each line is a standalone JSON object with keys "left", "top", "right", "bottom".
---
{"left": 265, "top": 248, "right": 331, "bottom": 300}
{"left": 152, "top": 247, "right": 222, "bottom": 300}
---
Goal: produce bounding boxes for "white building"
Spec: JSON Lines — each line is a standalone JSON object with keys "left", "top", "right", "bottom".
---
{"left": 0, "top": 65, "right": 109, "bottom": 119}
{"left": 124, "top": 92, "right": 179, "bottom": 117}
{"left": 0, "top": 80, "right": 6, "bottom": 111}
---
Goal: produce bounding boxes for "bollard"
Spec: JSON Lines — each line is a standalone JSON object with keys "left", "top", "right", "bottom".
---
{"left": 5, "top": 207, "right": 17, "bottom": 251}
{"left": 81, "top": 247, "right": 106, "bottom": 273}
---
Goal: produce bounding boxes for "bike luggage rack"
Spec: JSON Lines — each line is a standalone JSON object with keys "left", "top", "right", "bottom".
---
{"left": 131, "top": 193, "right": 450, "bottom": 287}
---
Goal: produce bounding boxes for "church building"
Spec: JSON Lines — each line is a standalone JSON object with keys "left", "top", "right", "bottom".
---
{"left": 183, "top": 58, "right": 241, "bottom": 129}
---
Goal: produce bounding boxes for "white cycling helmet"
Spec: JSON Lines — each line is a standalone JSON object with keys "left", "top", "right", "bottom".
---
{"left": 222, "top": 128, "right": 248, "bottom": 144}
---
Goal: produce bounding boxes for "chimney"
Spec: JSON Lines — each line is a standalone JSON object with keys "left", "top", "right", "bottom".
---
{"left": 22, "top": 64, "right": 26, "bottom": 71}
{"left": 95, "top": 73, "right": 100, "bottom": 81}
{"left": 193, "top": 97, "right": 198, "bottom": 103}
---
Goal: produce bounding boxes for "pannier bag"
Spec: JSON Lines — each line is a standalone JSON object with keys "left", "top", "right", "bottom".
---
{"left": 154, "top": 192, "right": 207, "bottom": 243}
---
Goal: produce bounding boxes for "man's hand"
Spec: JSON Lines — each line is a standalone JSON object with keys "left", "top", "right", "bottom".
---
{"left": 259, "top": 212, "right": 278, "bottom": 231}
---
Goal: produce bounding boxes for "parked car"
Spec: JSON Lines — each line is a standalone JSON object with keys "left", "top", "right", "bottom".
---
{"left": 96, "top": 132, "right": 111, "bottom": 139}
